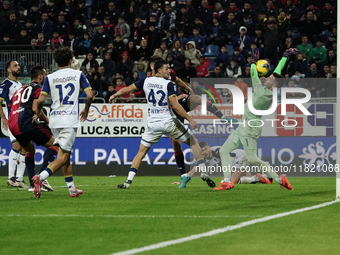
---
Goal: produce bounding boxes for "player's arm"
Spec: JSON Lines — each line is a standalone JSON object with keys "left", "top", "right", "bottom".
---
{"left": 273, "top": 48, "right": 299, "bottom": 75}
{"left": 33, "top": 93, "right": 47, "bottom": 124}
{"left": 175, "top": 77, "right": 193, "bottom": 94}
{"left": 109, "top": 77, "right": 145, "bottom": 103}
{"left": 32, "top": 98, "right": 49, "bottom": 124}
{"left": 0, "top": 98, "right": 8, "bottom": 130}
{"left": 169, "top": 96, "right": 198, "bottom": 129}
{"left": 79, "top": 73, "right": 94, "bottom": 122}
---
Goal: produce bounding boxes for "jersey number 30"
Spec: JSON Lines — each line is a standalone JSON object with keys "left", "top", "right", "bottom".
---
{"left": 148, "top": 89, "right": 167, "bottom": 106}
{"left": 12, "top": 86, "right": 33, "bottom": 105}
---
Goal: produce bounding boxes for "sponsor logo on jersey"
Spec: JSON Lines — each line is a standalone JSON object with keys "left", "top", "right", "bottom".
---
{"left": 148, "top": 109, "right": 169, "bottom": 114}
{"left": 50, "top": 110, "right": 77, "bottom": 116}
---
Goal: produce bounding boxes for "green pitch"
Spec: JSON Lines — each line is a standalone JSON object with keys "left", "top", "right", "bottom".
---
{"left": 0, "top": 177, "right": 339, "bottom": 255}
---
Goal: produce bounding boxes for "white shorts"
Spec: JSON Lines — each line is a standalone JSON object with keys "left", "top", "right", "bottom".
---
{"left": 141, "top": 118, "right": 192, "bottom": 147}
{"left": 52, "top": 128, "right": 77, "bottom": 152}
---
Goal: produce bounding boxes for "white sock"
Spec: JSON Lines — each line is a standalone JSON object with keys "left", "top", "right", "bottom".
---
{"left": 16, "top": 153, "right": 26, "bottom": 181}
{"left": 39, "top": 170, "right": 50, "bottom": 181}
{"left": 239, "top": 176, "right": 257, "bottom": 184}
{"left": 8, "top": 149, "right": 19, "bottom": 178}
{"left": 65, "top": 176, "right": 75, "bottom": 191}
{"left": 127, "top": 171, "right": 136, "bottom": 182}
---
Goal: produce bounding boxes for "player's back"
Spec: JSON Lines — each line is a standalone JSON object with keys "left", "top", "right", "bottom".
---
{"left": 42, "top": 68, "right": 90, "bottom": 128}
{"left": 139, "top": 76, "right": 177, "bottom": 122}
{"left": 0, "top": 78, "right": 22, "bottom": 117}
{"left": 8, "top": 82, "right": 41, "bottom": 135}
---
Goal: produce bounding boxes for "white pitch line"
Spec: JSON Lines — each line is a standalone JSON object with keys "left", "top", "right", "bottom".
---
{"left": 0, "top": 214, "right": 261, "bottom": 218}
{"left": 109, "top": 200, "right": 340, "bottom": 255}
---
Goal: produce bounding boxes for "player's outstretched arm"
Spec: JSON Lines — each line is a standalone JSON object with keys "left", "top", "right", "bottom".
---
{"left": 0, "top": 98, "right": 8, "bottom": 130}
{"left": 169, "top": 95, "right": 198, "bottom": 130}
{"left": 250, "top": 50, "right": 262, "bottom": 89}
{"left": 33, "top": 94, "right": 46, "bottom": 124}
{"left": 80, "top": 88, "right": 94, "bottom": 122}
{"left": 175, "top": 77, "right": 193, "bottom": 95}
{"left": 273, "top": 48, "right": 299, "bottom": 75}
{"left": 109, "top": 84, "right": 136, "bottom": 103}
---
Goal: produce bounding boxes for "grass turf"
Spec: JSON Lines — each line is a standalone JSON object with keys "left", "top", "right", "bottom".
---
{"left": 0, "top": 176, "right": 339, "bottom": 255}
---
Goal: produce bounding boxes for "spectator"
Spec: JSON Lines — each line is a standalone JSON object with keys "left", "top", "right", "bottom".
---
{"left": 77, "top": 32, "right": 91, "bottom": 57}
{"left": 126, "top": 40, "right": 138, "bottom": 61}
{"left": 297, "top": 34, "right": 313, "bottom": 59}
{"left": 184, "top": 41, "right": 202, "bottom": 65}
{"left": 27, "top": 4, "right": 41, "bottom": 24}
{"left": 81, "top": 52, "right": 99, "bottom": 75}
{"left": 131, "top": 16, "right": 144, "bottom": 45}
{"left": 282, "top": 0, "right": 299, "bottom": 27}
{"left": 209, "top": 66, "right": 226, "bottom": 78}
{"left": 320, "top": 1, "right": 336, "bottom": 32}
{"left": 216, "top": 45, "right": 230, "bottom": 70}
{"left": 114, "top": 16, "right": 131, "bottom": 45}
{"left": 233, "top": 76, "right": 248, "bottom": 99}
{"left": 134, "top": 39, "right": 152, "bottom": 73}
{"left": 0, "top": 1, "right": 14, "bottom": 20}
{"left": 166, "top": 53, "right": 182, "bottom": 72}
{"left": 188, "top": 27, "right": 205, "bottom": 53}
{"left": 277, "top": 11, "right": 290, "bottom": 40}
{"left": 101, "top": 2, "right": 120, "bottom": 25}
{"left": 144, "top": 23, "right": 162, "bottom": 50}
{"left": 261, "top": 0, "right": 277, "bottom": 17}
{"left": 205, "top": 16, "right": 225, "bottom": 48}
{"left": 300, "top": 11, "right": 320, "bottom": 43}
{"left": 125, "top": 71, "right": 142, "bottom": 88}
{"left": 178, "top": 58, "right": 197, "bottom": 80}
{"left": 17, "top": 7, "right": 27, "bottom": 26}
{"left": 105, "top": 85, "right": 115, "bottom": 103}
{"left": 113, "top": 34, "right": 125, "bottom": 54}
{"left": 321, "top": 64, "right": 330, "bottom": 78}
{"left": 92, "top": 25, "right": 113, "bottom": 57}
{"left": 43, "top": 0, "right": 58, "bottom": 23}
{"left": 36, "top": 32, "right": 47, "bottom": 46}
{"left": 173, "top": 30, "right": 188, "bottom": 49}
{"left": 281, "top": 27, "right": 299, "bottom": 47}
{"left": 60, "top": 0, "right": 75, "bottom": 23}
{"left": 70, "top": 19, "right": 84, "bottom": 40}
{"left": 153, "top": 41, "right": 169, "bottom": 60}
{"left": 304, "top": 62, "right": 322, "bottom": 96}
{"left": 212, "top": 2, "right": 224, "bottom": 19}
{"left": 23, "top": 19, "right": 35, "bottom": 37}
{"left": 161, "top": 29, "right": 173, "bottom": 49}
{"left": 64, "top": 33, "right": 78, "bottom": 54}
{"left": 327, "top": 26, "right": 336, "bottom": 49}
{"left": 2, "top": 13, "right": 22, "bottom": 40}
{"left": 123, "top": 5, "right": 138, "bottom": 26}
{"left": 103, "top": 42, "right": 120, "bottom": 62}
{"left": 191, "top": 81, "right": 203, "bottom": 95}
{"left": 158, "top": 3, "right": 176, "bottom": 31}
{"left": 241, "top": 15, "right": 256, "bottom": 38}
{"left": 196, "top": 0, "right": 213, "bottom": 25}
{"left": 49, "top": 31, "right": 64, "bottom": 49}
{"left": 116, "top": 51, "right": 134, "bottom": 79}
{"left": 245, "top": 42, "right": 260, "bottom": 61}
{"left": 53, "top": 14, "right": 69, "bottom": 38}
{"left": 196, "top": 56, "right": 209, "bottom": 77}
{"left": 222, "top": 12, "right": 240, "bottom": 45}
{"left": 243, "top": 65, "right": 251, "bottom": 78}
{"left": 218, "top": 87, "right": 232, "bottom": 104}
{"left": 115, "top": 77, "right": 130, "bottom": 103}
{"left": 226, "top": 58, "right": 242, "bottom": 78}
{"left": 170, "top": 39, "right": 185, "bottom": 62}
{"left": 147, "top": 1, "right": 161, "bottom": 23}
{"left": 239, "top": 2, "right": 256, "bottom": 22}
{"left": 184, "top": 0, "right": 196, "bottom": 18}
{"left": 176, "top": 4, "right": 191, "bottom": 36}
{"left": 326, "top": 64, "right": 336, "bottom": 97}
{"left": 231, "top": 48, "right": 246, "bottom": 68}
{"left": 285, "top": 80, "right": 304, "bottom": 98}
{"left": 289, "top": 53, "right": 310, "bottom": 79}
{"left": 100, "top": 52, "right": 116, "bottom": 77}
{"left": 252, "top": 26, "right": 265, "bottom": 55}
{"left": 13, "top": 29, "right": 31, "bottom": 50}
{"left": 92, "top": 66, "right": 112, "bottom": 98}
{"left": 233, "top": 26, "right": 251, "bottom": 56}
{"left": 86, "top": 17, "right": 99, "bottom": 39}
{"left": 74, "top": 0, "right": 87, "bottom": 24}
{"left": 192, "top": 17, "right": 206, "bottom": 37}
{"left": 324, "top": 49, "right": 336, "bottom": 66}
{"left": 101, "top": 16, "right": 115, "bottom": 38}
{"left": 279, "top": 36, "right": 295, "bottom": 57}
{"left": 309, "top": 39, "right": 327, "bottom": 64}
{"left": 92, "top": 0, "right": 109, "bottom": 20}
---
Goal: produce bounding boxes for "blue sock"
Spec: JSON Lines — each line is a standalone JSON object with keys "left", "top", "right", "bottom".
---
{"left": 25, "top": 153, "right": 35, "bottom": 187}
{"left": 40, "top": 147, "right": 58, "bottom": 173}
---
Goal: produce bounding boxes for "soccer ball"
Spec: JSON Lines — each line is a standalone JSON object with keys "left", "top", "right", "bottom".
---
{"left": 256, "top": 60, "right": 270, "bottom": 76}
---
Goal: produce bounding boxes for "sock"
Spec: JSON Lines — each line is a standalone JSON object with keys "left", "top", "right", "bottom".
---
{"left": 239, "top": 176, "right": 258, "bottom": 184}
{"left": 207, "top": 101, "right": 223, "bottom": 118}
{"left": 220, "top": 142, "right": 233, "bottom": 183}
{"left": 39, "top": 167, "right": 54, "bottom": 181}
{"left": 127, "top": 167, "right": 138, "bottom": 183}
{"left": 16, "top": 152, "right": 26, "bottom": 181}
{"left": 39, "top": 147, "right": 58, "bottom": 173}
{"left": 8, "top": 148, "right": 19, "bottom": 178}
{"left": 65, "top": 175, "right": 75, "bottom": 191}
{"left": 174, "top": 150, "right": 186, "bottom": 175}
{"left": 25, "top": 153, "right": 35, "bottom": 187}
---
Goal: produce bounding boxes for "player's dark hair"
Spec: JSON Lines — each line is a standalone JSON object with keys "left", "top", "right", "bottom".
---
{"left": 30, "top": 66, "right": 45, "bottom": 80}
{"left": 54, "top": 47, "right": 73, "bottom": 67}
{"left": 199, "top": 141, "right": 209, "bottom": 148}
{"left": 154, "top": 60, "right": 168, "bottom": 73}
{"left": 5, "top": 60, "right": 15, "bottom": 70}
{"left": 149, "top": 55, "right": 162, "bottom": 64}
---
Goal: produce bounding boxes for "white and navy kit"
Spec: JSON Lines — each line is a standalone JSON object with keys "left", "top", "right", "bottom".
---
{"left": 206, "top": 146, "right": 247, "bottom": 169}
{"left": 0, "top": 78, "right": 22, "bottom": 142}
{"left": 41, "top": 68, "right": 91, "bottom": 151}
{"left": 133, "top": 76, "right": 192, "bottom": 147}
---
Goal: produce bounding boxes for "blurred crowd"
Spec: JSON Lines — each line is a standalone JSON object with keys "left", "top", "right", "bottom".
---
{"left": 0, "top": 0, "right": 337, "bottom": 101}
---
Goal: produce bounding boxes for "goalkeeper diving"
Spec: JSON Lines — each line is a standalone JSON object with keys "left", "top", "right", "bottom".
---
{"left": 214, "top": 48, "right": 298, "bottom": 191}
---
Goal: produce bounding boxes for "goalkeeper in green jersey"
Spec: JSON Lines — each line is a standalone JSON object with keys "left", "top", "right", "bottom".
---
{"left": 214, "top": 48, "right": 299, "bottom": 191}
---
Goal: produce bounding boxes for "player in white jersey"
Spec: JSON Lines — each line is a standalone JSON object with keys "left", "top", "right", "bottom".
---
{"left": 0, "top": 60, "right": 27, "bottom": 188}
{"left": 32, "top": 47, "right": 94, "bottom": 198}
{"left": 109, "top": 60, "right": 206, "bottom": 189}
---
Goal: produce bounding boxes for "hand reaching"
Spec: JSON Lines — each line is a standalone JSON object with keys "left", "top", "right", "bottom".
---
{"left": 283, "top": 48, "right": 299, "bottom": 57}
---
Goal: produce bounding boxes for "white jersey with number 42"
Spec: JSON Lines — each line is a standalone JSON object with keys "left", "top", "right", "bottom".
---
{"left": 134, "top": 76, "right": 177, "bottom": 122}
{"left": 41, "top": 68, "right": 91, "bottom": 128}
